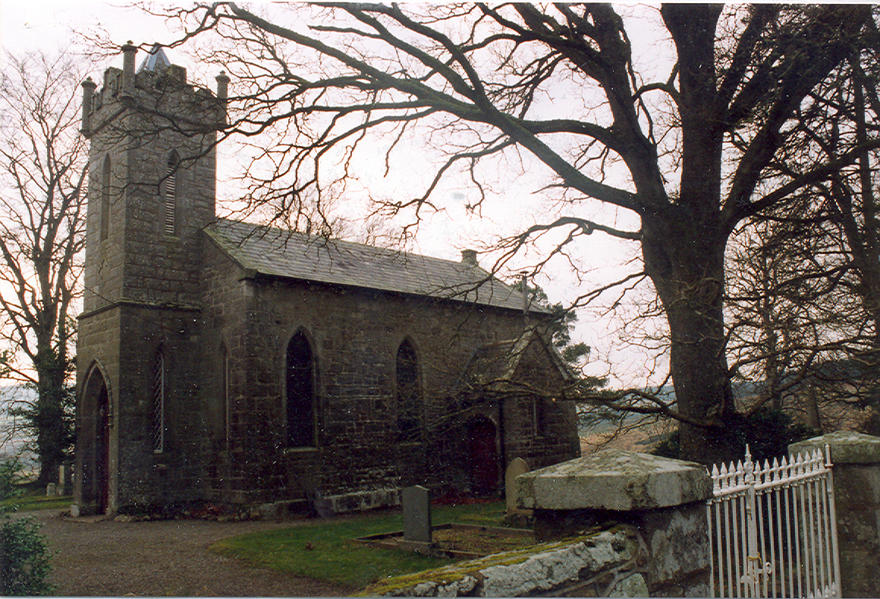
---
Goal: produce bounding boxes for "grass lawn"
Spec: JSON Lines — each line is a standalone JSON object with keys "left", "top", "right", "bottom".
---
{"left": 1, "top": 489, "right": 73, "bottom": 511}
{"left": 210, "top": 501, "right": 510, "bottom": 589}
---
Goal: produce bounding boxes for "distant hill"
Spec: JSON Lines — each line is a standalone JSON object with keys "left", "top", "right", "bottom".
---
{"left": 577, "top": 381, "right": 762, "bottom": 436}
{"left": 0, "top": 385, "right": 38, "bottom": 468}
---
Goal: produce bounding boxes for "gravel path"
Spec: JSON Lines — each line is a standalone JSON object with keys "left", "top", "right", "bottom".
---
{"left": 28, "top": 510, "right": 355, "bottom": 596}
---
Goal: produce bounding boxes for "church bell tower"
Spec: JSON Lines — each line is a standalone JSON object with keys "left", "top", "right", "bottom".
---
{"left": 74, "top": 43, "right": 228, "bottom": 515}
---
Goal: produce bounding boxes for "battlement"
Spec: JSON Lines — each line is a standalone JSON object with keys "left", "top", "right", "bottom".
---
{"left": 81, "top": 43, "right": 227, "bottom": 138}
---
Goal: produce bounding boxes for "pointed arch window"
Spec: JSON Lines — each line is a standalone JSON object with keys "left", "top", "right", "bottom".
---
{"left": 151, "top": 346, "right": 166, "bottom": 453}
{"left": 163, "top": 151, "right": 179, "bottom": 235}
{"left": 396, "top": 339, "right": 421, "bottom": 441}
{"left": 221, "top": 342, "right": 230, "bottom": 446}
{"left": 286, "top": 332, "right": 316, "bottom": 447}
{"left": 100, "top": 155, "right": 111, "bottom": 241}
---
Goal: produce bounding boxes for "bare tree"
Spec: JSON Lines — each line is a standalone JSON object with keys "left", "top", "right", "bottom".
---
{"left": 144, "top": 3, "right": 880, "bottom": 463}
{"left": 724, "top": 26, "right": 880, "bottom": 434}
{"left": 0, "top": 52, "right": 88, "bottom": 483}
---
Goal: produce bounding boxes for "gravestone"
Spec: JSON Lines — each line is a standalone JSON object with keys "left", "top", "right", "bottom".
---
{"left": 58, "top": 465, "right": 67, "bottom": 494}
{"left": 402, "top": 485, "right": 432, "bottom": 544}
{"left": 46, "top": 482, "right": 56, "bottom": 496}
{"left": 505, "top": 457, "right": 530, "bottom": 516}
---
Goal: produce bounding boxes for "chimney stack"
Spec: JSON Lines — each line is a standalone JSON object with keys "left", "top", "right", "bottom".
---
{"left": 460, "top": 249, "right": 478, "bottom": 266}
{"left": 215, "top": 71, "right": 229, "bottom": 101}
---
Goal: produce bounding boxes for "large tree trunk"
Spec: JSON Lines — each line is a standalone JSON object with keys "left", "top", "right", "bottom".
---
{"left": 650, "top": 5, "right": 736, "bottom": 465}
{"left": 642, "top": 214, "right": 737, "bottom": 465}
{"left": 34, "top": 345, "right": 68, "bottom": 486}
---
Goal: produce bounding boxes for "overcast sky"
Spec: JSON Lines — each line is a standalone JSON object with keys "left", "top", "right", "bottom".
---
{"left": 0, "top": 1, "right": 672, "bottom": 387}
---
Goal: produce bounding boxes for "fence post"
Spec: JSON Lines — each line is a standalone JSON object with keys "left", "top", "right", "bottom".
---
{"left": 789, "top": 431, "right": 880, "bottom": 598}
{"left": 516, "top": 449, "right": 713, "bottom": 596}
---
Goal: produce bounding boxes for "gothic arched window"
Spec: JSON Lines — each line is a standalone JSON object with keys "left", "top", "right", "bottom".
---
{"left": 396, "top": 339, "right": 421, "bottom": 441}
{"left": 151, "top": 346, "right": 166, "bottom": 453}
{"left": 221, "top": 342, "right": 230, "bottom": 446}
{"left": 100, "top": 155, "right": 111, "bottom": 241}
{"left": 163, "top": 151, "right": 179, "bottom": 235}
{"left": 286, "top": 332, "right": 316, "bottom": 447}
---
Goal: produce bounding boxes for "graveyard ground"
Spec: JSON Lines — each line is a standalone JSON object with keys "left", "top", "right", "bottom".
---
{"left": 28, "top": 509, "right": 353, "bottom": 596}
{"left": 209, "top": 501, "right": 509, "bottom": 588}
{"left": 24, "top": 500, "right": 509, "bottom": 596}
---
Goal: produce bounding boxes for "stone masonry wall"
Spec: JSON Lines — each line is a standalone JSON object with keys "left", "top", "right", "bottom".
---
{"left": 249, "top": 273, "right": 524, "bottom": 501}
{"left": 199, "top": 237, "right": 256, "bottom": 503}
{"left": 505, "top": 341, "right": 580, "bottom": 471}
{"left": 114, "top": 305, "right": 206, "bottom": 511}
{"left": 198, "top": 240, "right": 579, "bottom": 505}
{"left": 362, "top": 527, "right": 649, "bottom": 597}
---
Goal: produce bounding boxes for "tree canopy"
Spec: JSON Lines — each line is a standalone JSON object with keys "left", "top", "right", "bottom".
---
{"left": 0, "top": 52, "right": 87, "bottom": 482}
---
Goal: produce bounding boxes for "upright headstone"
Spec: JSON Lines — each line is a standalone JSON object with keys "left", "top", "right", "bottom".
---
{"left": 402, "top": 485, "right": 432, "bottom": 544}
{"left": 59, "top": 464, "right": 71, "bottom": 495}
{"left": 46, "top": 482, "right": 56, "bottom": 496}
{"left": 505, "top": 457, "right": 530, "bottom": 516}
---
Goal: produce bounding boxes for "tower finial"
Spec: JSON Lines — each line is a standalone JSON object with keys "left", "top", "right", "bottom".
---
{"left": 121, "top": 41, "right": 137, "bottom": 96}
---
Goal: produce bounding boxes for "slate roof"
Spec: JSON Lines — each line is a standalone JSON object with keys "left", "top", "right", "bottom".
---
{"left": 204, "top": 218, "right": 547, "bottom": 313}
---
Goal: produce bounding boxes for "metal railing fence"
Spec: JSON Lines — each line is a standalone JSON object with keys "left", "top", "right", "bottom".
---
{"left": 707, "top": 446, "right": 840, "bottom": 598}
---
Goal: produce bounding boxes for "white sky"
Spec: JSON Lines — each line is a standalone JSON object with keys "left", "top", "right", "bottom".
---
{"left": 0, "top": 1, "right": 671, "bottom": 387}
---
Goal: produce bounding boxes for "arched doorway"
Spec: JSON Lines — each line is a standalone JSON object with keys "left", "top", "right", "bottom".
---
{"left": 81, "top": 366, "right": 111, "bottom": 514}
{"left": 467, "top": 416, "right": 499, "bottom": 495}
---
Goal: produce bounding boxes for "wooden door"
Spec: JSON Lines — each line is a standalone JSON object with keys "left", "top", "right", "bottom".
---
{"left": 467, "top": 417, "right": 498, "bottom": 494}
{"left": 96, "top": 384, "right": 110, "bottom": 513}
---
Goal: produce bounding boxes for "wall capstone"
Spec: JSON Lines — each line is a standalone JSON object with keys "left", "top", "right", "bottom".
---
{"left": 789, "top": 430, "right": 880, "bottom": 464}
{"left": 515, "top": 450, "right": 712, "bottom": 511}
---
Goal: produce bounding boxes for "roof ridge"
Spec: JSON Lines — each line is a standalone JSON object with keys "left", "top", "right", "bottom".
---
{"left": 212, "top": 216, "right": 492, "bottom": 272}
{"left": 206, "top": 217, "right": 548, "bottom": 314}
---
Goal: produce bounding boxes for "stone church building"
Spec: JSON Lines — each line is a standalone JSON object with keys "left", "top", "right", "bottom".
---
{"left": 73, "top": 45, "right": 580, "bottom": 516}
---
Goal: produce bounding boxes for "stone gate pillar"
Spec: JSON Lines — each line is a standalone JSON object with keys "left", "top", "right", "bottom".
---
{"left": 789, "top": 431, "right": 880, "bottom": 598}
{"left": 516, "top": 449, "right": 713, "bottom": 597}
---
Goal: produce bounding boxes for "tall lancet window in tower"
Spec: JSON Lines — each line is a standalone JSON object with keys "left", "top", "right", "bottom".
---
{"left": 163, "top": 151, "right": 179, "bottom": 235}
{"left": 221, "top": 342, "right": 230, "bottom": 447}
{"left": 151, "top": 346, "right": 166, "bottom": 453}
{"left": 286, "top": 331, "right": 316, "bottom": 447}
{"left": 396, "top": 339, "right": 421, "bottom": 441}
{"left": 100, "top": 155, "right": 111, "bottom": 241}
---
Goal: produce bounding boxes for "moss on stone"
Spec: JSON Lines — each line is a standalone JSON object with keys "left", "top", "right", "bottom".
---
{"left": 360, "top": 527, "right": 637, "bottom": 596}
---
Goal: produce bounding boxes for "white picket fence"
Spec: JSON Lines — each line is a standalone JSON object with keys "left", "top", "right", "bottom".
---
{"left": 706, "top": 446, "right": 841, "bottom": 598}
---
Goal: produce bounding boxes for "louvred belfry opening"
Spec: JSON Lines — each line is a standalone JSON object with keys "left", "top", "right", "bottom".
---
{"left": 163, "top": 151, "right": 178, "bottom": 235}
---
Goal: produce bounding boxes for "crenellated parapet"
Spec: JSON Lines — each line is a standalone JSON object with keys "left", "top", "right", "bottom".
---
{"left": 80, "top": 42, "right": 227, "bottom": 139}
